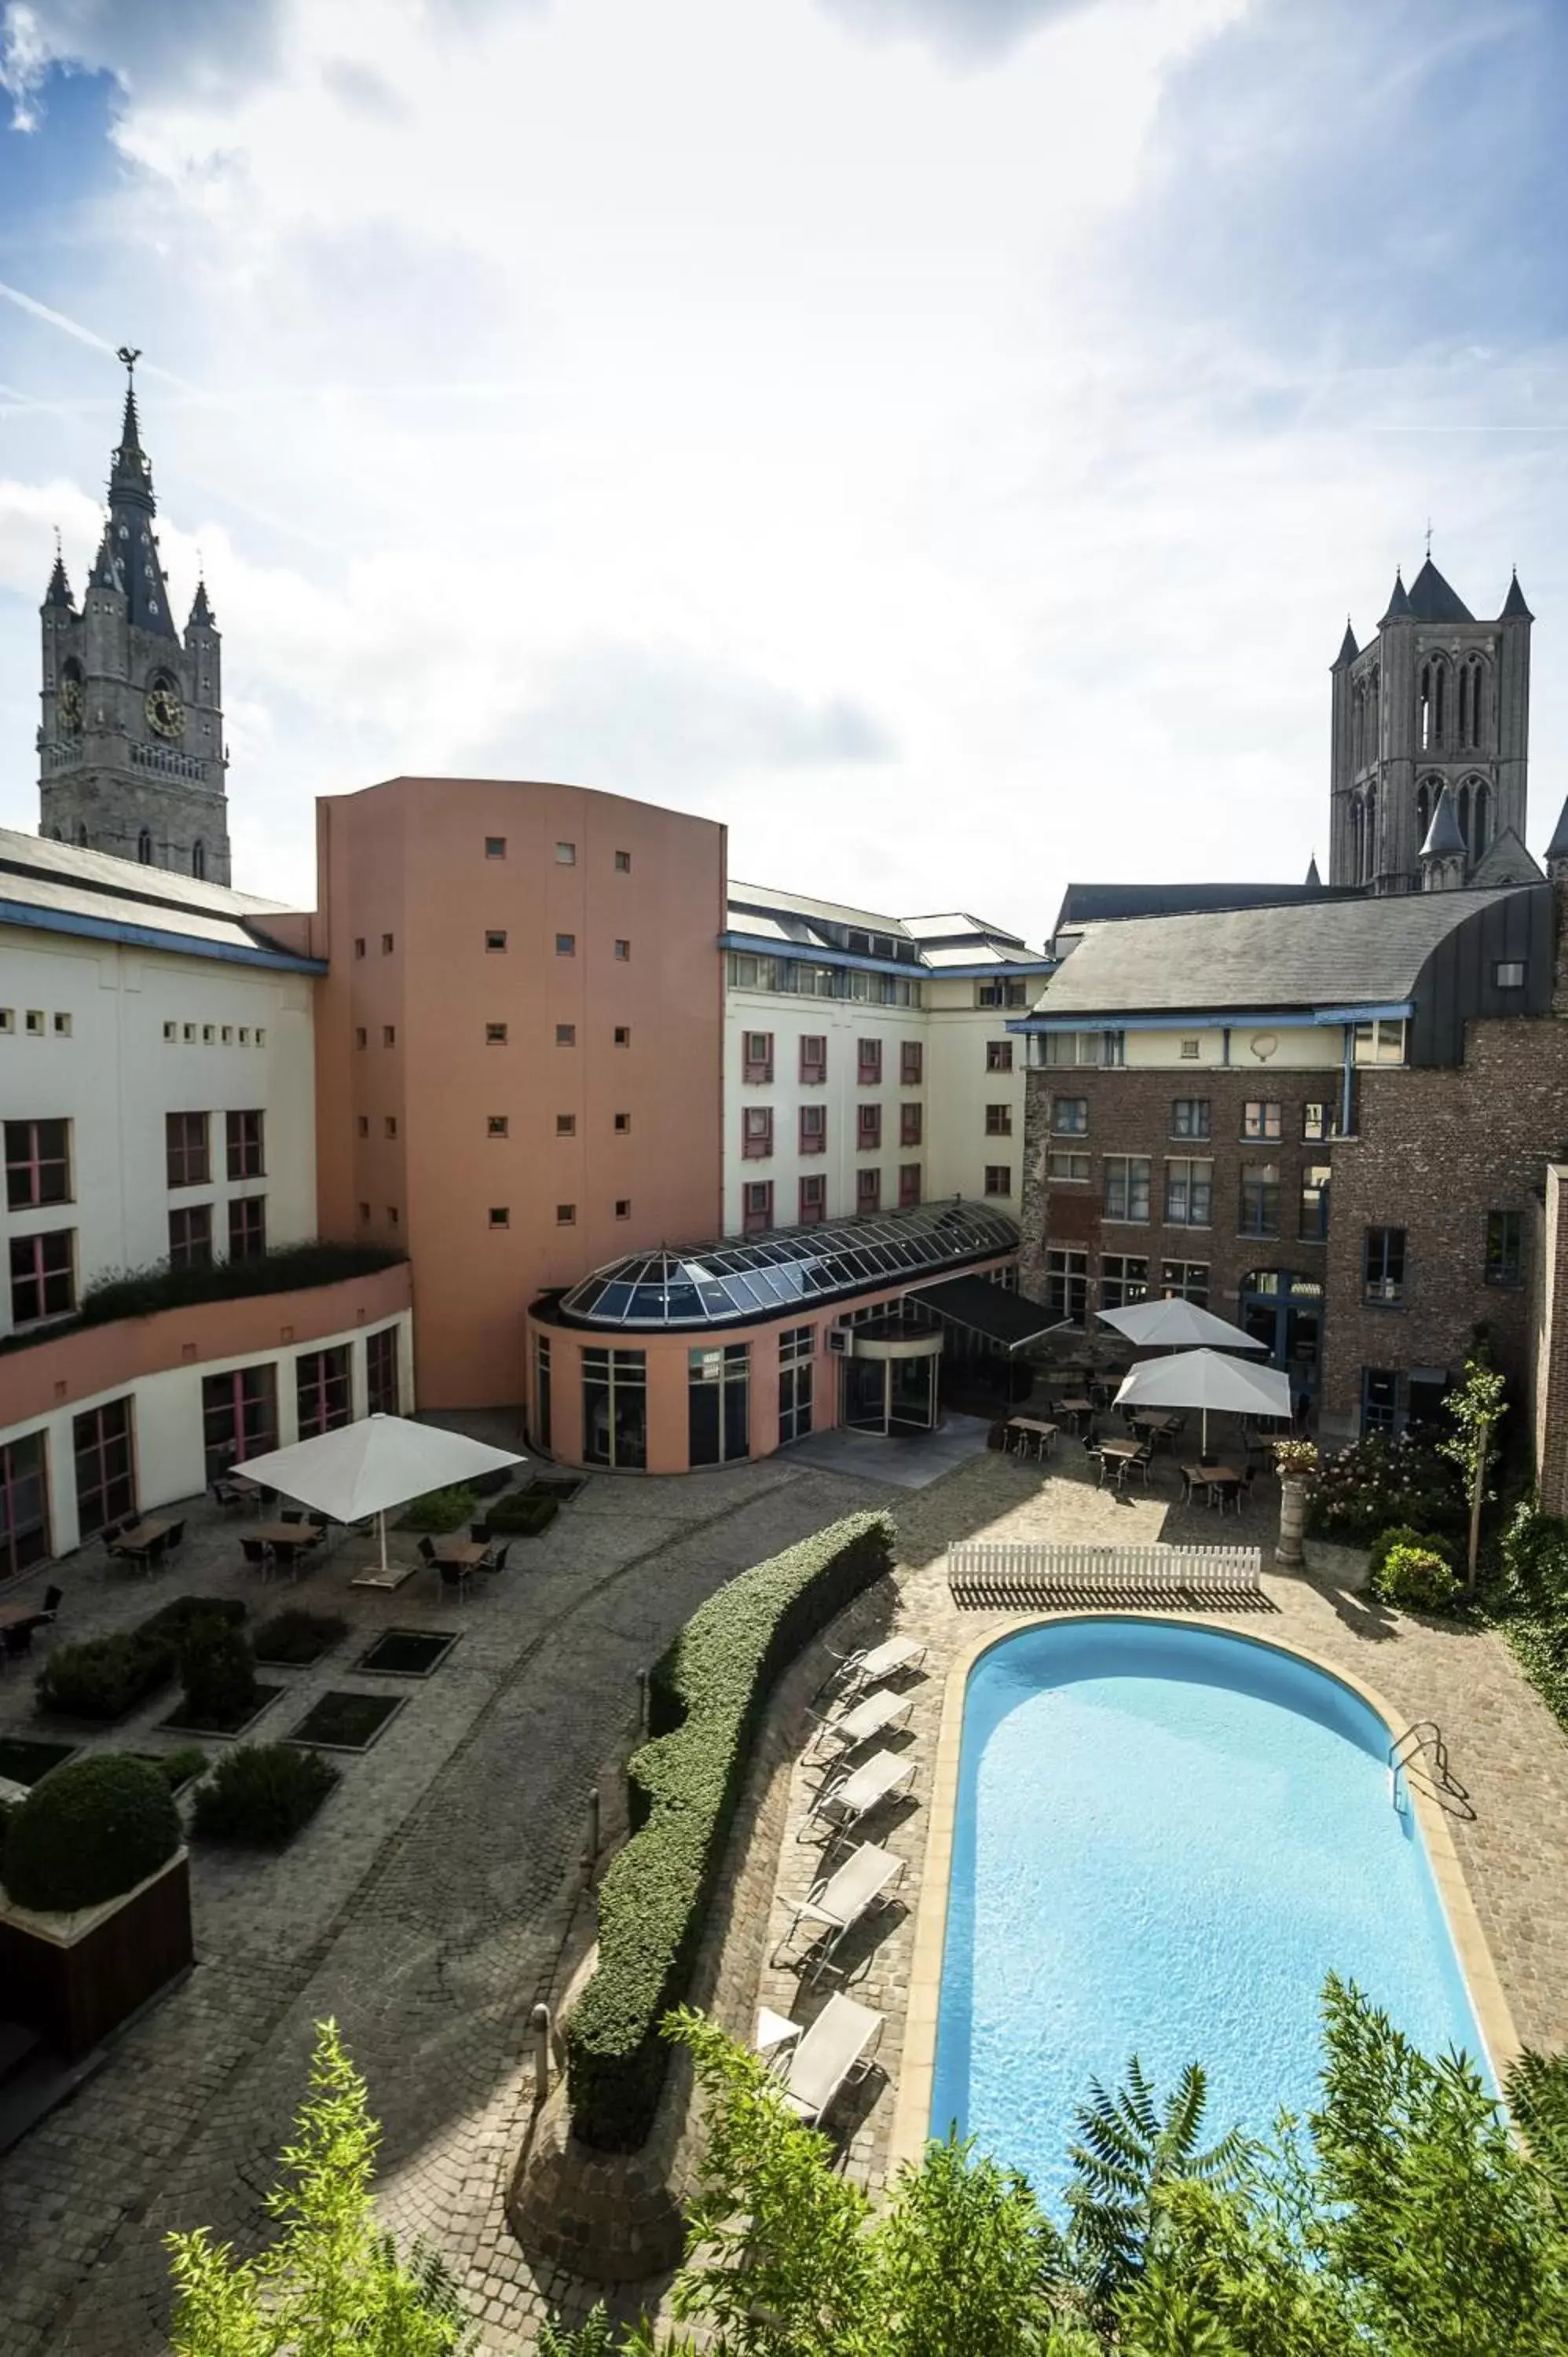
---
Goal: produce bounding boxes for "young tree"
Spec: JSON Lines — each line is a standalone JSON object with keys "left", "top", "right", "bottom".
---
{"left": 167, "top": 2020, "right": 474, "bottom": 2357}
{"left": 1437, "top": 1357, "right": 1508, "bottom": 1595}
{"left": 1064, "top": 2058, "right": 1253, "bottom": 2322}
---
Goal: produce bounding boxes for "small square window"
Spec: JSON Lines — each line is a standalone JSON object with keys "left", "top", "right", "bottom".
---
{"left": 1179, "top": 1038, "right": 1200, "bottom": 1060}
{"left": 387, "top": 1205, "right": 400, "bottom": 1226}
{"left": 486, "top": 1022, "right": 509, "bottom": 1044}
{"left": 614, "top": 939, "right": 630, "bottom": 961}
{"left": 359, "top": 1201, "right": 371, "bottom": 1222}
{"left": 1495, "top": 960, "right": 1526, "bottom": 988}
{"left": 489, "top": 1206, "right": 510, "bottom": 1228}
{"left": 614, "top": 1198, "right": 630, "bottom": 1219}
{"left": 354, "top": 937, "right": 366, "bottom": 959}
{"left": 163, "top": 1019, "right": 177, "bottom": 1041}
{"left": 356, "top": 1027, "right": 368, "bottom": 1049}
{"left": 485, "top": 835, "right": 507, "bottom": 859}
{"left": 614, "top": 1025, "right": 630, "bottom": 1047}
{"left": 238, "top": 1027, "right": 251, "bottom": 1045}
{"left": 555, "top": 933, "right": 576, "bottom": 956}
{"left": 485, "top": 929, "right": 507, "bottom": 952}
{"left": 255, "top": 1028, "right": 266, "bottom": 1048}
{"left": 384, "top": 1116, "right": 397, "bottom": 1138}
{"left": 556, "top": 1202, "right": 576, "bottom": 1224}
{"left": 221, "top": 1025, "right": 233, "bottom": 1043}
{"left": 54, "top": 1011, "right": 72, "bottom": 1036}
{"left": 555, "top": 841, "right": 576, "bottom": 864}
{"left": 382, "top": 1025, "right": 396, "bottom": 1047}
{"left": 201, "top": 1023, "right": 214, "bottom": 1043}
{"left": 614, "top": 849, "right": 632, "bottom": 873}
{"left": 0, "top": 1008, "right": 13, "bottom": 1033}
{"left": 357, "top": 1116, "right": 369, "bottom": 1138}
{"left": 183, "top": 1020, "right": 197, "bottom": 1043}
{"left": 614, "top": 1111, "right": 630, "bottom": 1133}
{"left": 488, "top": 1115, "right": 508, "bottom": 1137}
{"left": 381, "top": 933, "right": 394, "bottom": 955}
{"left": 556, "top": 1113, "right": 577, "bottom": 1136}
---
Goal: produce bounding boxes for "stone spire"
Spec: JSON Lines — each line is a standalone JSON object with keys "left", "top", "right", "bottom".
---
{"left": 188, "top": 576, "right": 214, "bottom": 629}
{"left": 104, "top": 346, "right": 176, "bottom": 639}
{"left": 1500, "top": 568, "right": 1533, "bottom": 621}
{"left": 42, "top": 535, "right": 74, "bottom": 611}
{"left": 1379, "top": 567, "right": 1412, "bottom": 625}
{"left": 1420, "top": 783, "right": 1467, "bottom": 892}
{"left": 1304, "top": 852, "right": 1322, "bottom": 889}
{"left": 1332, "top": 618, "right": 1357, "bottom": 669}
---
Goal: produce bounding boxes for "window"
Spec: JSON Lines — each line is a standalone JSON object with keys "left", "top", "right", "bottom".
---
{"left": 742, "top": 1179, "right": 775, "bottom": 1234}
{"left": 26, "top": 1010, "right": 44, "bottom": 1036}
{"left": 615, "top": 1198, "right": 630, "bottom": 1219}
{"left": 74, "top": 1398, "right": 134, "bottom": 1537}
{"left": 556, "top": 1113, "right": 577, "bottom": 1137}
{"left": 359, "top": 1202, "right": 371, "bottom": 1222}
{"left": 857, "top": 1039, "right": 882, "bottom": 1085}
{"left": 357, "top": 1116, "right": 370, "bottom": 1138}
{"left": 137, "top": 830, "right": 153, "bottom": 864}
{"left": 5, "top": 1119, "right": 71, "bottom": 1210}
{"left": 202, "top": 1365, "right": 277, "bottom": 1482}
{"left": 228, "top": 1196, "right": 267, "bottom": 1260}
{"left": 689, "top": 1343, "right": 750, "bottom": 1466}
{"left": 614, "top": 1111, "right": 631, "bottom": 1134}
{"left": 367, "top": 1327, "right": 400, "bottom": 1417}
{"left": 1100, "top": 1254, "right": 1149, "bottom": 1310}
{"left": 984, "top": 1103, "right": 1012, "bottom": 1136}
{"left": 1043, "top": 1030, "right": 1124, "bottom": 1067}
{"left": 1178, "top": 1039, "right": 1200, "bottom": 1061}
{"left": 533, "top": 1332, "right": 552, "bottom": 1453}
{"left": 1046, "top": 1149, "right": 1090, "bottom": 1182}
{"left": 1302, "top": 1102, "right": 1332, "bottom": 1142}
{"left": 1299, "top": 1165, "right": 1332, "bottom": 1242}
{"left": 976, "top": 977, "right": 1028, "bottom": 1008}
{"left": 1160, "top": 1259, "right": 1209, "bottom": 1307}
{"left": 379, "top": 1025, "right": 394, "bottom": 1047}
{"left": 489, "top": 1116, "right": 508, "bottom": 1137}
{"left": 900, "top": 1102, "right": 922, "bottom": 1146}
{"left": 779, "top": 1325, "right": 814, "bottom": 1446}
{"left": 296, "top": 1347, "right": 350, "bottom": 1439}
{"left": 800, "top": 1105, "right": 826, "bottom": 1155}
{"left": 1353, "top": 1019, "right": 1406, "bottom": 1066}
{"left": 0, "top": 1431, "right": 49, "bottom": 1579}
{"left": 381, "top": 933, "right": 394, "bottom": 955}
{"left": 858, "top": 1105, "right": 882, "bottom": 1150}
{"left": 555, "top": 933, "right": 576, "bottom": 956}
{"left": 583, "top": 1347, "right": 647, "bottom": 1468}
{"left": 556, "top": 1024, "right": 575, "bottom": 1046}
{"left": 984, "top": 1164, "right": 1012, "bottom": 1197}
{"left": 356, "top": 1027, "right": 368, "bottom": 1049}
{"left": 614, "top": 849, "right": 632, "bottom": 872}
{"left": 226, "top": 1109, "right": 264, "bottom": 1179}
{"left": 986, "top": 1039, "right": 1014, "bottom": 1073}
{"left": 485, "top": 930, "right": 507, "bottom": 952}
{"left": 899, "top": 1163, "right": 921, "bottom": 1208}
{"left": 743, "top": 1030, "right": 775, "bottom": 1083}
{"left": 557, "top": 1203, "right": 576, "bottom": 1225}
{"left": 485, "top": 836, "right": 507, "bottom": 859}
{"left": 800, "top": 1035, "right": 826, "bottom": 1084}
{"left": 383, "top": 1116, "right": 397, "bottom": 1140}
{"left": 53, "top": 1012, "right": 71, "bottom": 1037}
{"left": 168, "top": 1204, "right": 214, "bottom": 1269}
{"left": 1046, "top": 1247, "right": 1088, "bottom": 1324}
{"left": 1172, "top": 1098, "right": 1211, "bottom": 1140}
{"left": 1485, "top": 1209, "right": 1523, "bottom": 1288}
{"left": 354, "top": 937, "right": 366, "bottom": 959}
{"left": 1361, "top": 1366, "right": 1400, "bottom": 1438}
{"left": 192, "top": 840, "right": 207, "bottom": 882}
{"left": 1495, "top": 961, "right": 1526, "bottom": 990}
{"left": 489, "top": 1207, "right": 510, "bottom": 1228}
{"left": 1164, "top": 1158, "right": 1212, "bottom": 1227}
{"left": 901, "top": 1041, "right": 923, "bottom": 1085}
{"left": 1364, "top": 1226, "right": 1405, "bottom": 1305}
{"left": 614, "top": 1026, "right": 631, "bottom": 1047}
{"left": 614, "top": 939, "right": 631, "bottom": 962}
{"left": 799, "top": 1173, "right": 826, "bottom": 1224}
{"left": 388, "top": 1206, "right": 400, "bottom": 1227}
{"left": 9, "top": 1229, "right": 74, "bottom": 1325}
{"left": 1103, "top": 1154, "right": 1150, "bottom": 1222}
{"left": 742, "top": 1106, "right": 774, "bottom": 1159}
{"left": 488, "top": 1023, "right": 510, "bottom": 1045}
{"left": 727, "top": 951, "right": 780, "bottom": 992}
{"left": 1242, "top": 1101, "right": 1281, "bottom": 1141}
{"left": 555, "top": 841, "right": 576, "bottom": 864}
{"left": 167, "top": 1111, "right": 210, "bottom": 1188}
{"left": 1239, "top": 1164, "right": 1280, "bottom": 1238}
{"left": 1051, "top": 1097, "right": 1088, "bottom": 1135}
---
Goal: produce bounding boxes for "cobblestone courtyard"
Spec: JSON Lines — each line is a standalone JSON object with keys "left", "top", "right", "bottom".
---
{"left": 3, "top": 1435, "right": 1568, "bottom": 2352}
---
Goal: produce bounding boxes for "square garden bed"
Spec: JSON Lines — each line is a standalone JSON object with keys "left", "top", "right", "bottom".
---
{"left": 158, "top": 1685, "right": 284, "bottom": 1741}
{"left": 354, "top": 1629, "right": 460, "bottom": 1679}
{"left": 0, "top": 1735, "right": 79, "bottom": 1787}
{"left": 529, "top": 1475, "right": 584, "bottom": 1503}
{"left": 251, "top": 1609, "right": 348, "bottom": 1670}
{"left": 286, "top": 1690, "right": 405, "bottom": 1753}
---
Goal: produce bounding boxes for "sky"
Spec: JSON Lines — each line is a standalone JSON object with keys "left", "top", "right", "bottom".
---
{"left": 0, "top": 0, "right": 1565, "bottom": 941}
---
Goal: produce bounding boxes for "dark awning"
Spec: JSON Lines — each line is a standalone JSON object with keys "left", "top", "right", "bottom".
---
{"left": 908, "top": 1276, "right": 1068, "bottom": 1351}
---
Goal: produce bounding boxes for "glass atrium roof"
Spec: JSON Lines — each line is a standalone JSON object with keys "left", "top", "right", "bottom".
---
{"left": 555, "top": 1198, "right": 1020, "bottom": 1330}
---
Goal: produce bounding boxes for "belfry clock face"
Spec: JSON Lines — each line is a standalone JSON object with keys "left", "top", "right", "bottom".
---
{"left": 145, "top": 680, "right": 185, "bottom": 740}
{"left": 56, "top": 676, "right": 83, "bottom": 735}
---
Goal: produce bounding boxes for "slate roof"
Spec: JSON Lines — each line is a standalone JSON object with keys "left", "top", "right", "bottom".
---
{"left": 1333, "top": 620, "right": 1358, "bottom": 668}
{"left": 1028, "top": 888, "right": 1532, "bottom": 1019}
{"left": 1500, "top": 570, "right": 1533, "bottom": 621}
{"left": 0, "top": 829, "right": 318, "bottom": 970}
{"left": 1051, "top": 879, "right": 1350, "bottom": 937}
{"left": 105, "top": 384, "right": 178, "bottom": 640}
{"left": 1405, "top": 556, "right": 1474, "bottom": 624}
{"left": 1420, "top": 783, "right": 1465, "bottom": 859}
{"left": 1547, "top": 795, "right": 1568, "bottom": 863}
{"left": 727, "top": 882, "right": 1046, "bottom": 968}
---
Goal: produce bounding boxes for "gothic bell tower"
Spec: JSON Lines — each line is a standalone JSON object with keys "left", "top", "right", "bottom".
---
{"left": 38, "top": 350, "right": 231, "bottom": 884}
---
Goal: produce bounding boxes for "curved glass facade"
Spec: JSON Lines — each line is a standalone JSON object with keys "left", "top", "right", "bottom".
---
{"left": 556, "top": 1198, "right": 1019, "bottom": 1331}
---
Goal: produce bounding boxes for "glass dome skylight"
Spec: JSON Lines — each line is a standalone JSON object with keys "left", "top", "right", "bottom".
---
{"left": 555, "top": 1198, "right": 1019, "bottom": 1330}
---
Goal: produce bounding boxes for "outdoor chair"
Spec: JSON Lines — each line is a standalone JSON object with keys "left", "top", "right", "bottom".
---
{"left": 240, "top": 1536, "right": 277, "bottom": 1580}
{"left": 417, "top": 1537, "right": 437, "bottom": 1564}
{"left": 824, "top": 1634, "right": 928, "bottom": 1699}
{"left": 779, "top": 1841, "right": 907, "bottom": 1985}
{"left": 774, "top": 1994, "right": 885, "bottom": 2125}
{"left": 801, "top": 1747, "right": 918, "bottom": 1846}
{"left": 480, "top": 1541, "right": 511, "bottom": 1575}
{"left": 164, "top": 1519, "right": 185, "bottom": 1554}
{"left": 438, "top": 1558, "right": 474, "bottom": 1603}
{"left": 1120, "top": 1445, "right": 1153, "bottom": 1490}
{"left": 1214, "top": 1479, "right": 1243, "bottom": 1516}
{"left": 2, "top": 1621, "right": 36, "bottom": 1664}
{"left": 805, "top": 1686, "right": 914, "bottom": 1766}
{"left": 101, "top": 1516, "right": 136, "bottom": 1556}
{"left": 470, "top": 1519, "right": 493, "bottom": 1544}
{"left": 211, "top": 1477, "right": 248, "bottom": 1513}
{"left": 39, "top": 1585, "right": 61, "bottom": 1620}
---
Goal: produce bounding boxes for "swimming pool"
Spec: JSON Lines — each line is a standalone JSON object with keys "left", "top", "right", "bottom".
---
{"left": 929, "top": 1618, "right": 1493, "bottom": 2207}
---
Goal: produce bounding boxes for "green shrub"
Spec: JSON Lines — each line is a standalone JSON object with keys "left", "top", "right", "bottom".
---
{"left": 1368, "top": 1523, "right": 1455, "bottom": 1588}
{"left": 1501, "top": 1498, "right": 1568, "bottom": 1617}
{"left": 252, "top": 1608, "right": 347, "bottom": 1666}
{"left": 35, "top": 1629, "right": 176, "bottom": 1720}
{"left": 2, "top": 1752, "right": 180, "bottom": 1910}
{"left": 1375, "top": 1544, "right": 1462, "bottom": 1614}
{"left": 566, "top": 1509, "right": 896, "bottom": 2152}
{"left": 478, "top": 1489, "right": 559, "bottom": 1538}
{"left": 156, "top": 1745, "right": 210, "bottom": 1793}
{"left": 178, "top": 1622, "right": 261, "bottom": 1728}
{"left": 399, "top": 1485, "right": 475, "bottom": 1534}
{"left": 143, "top": 1594, "right": 247, "bottom": 1644}
{"left": 1306, "top": 1434, "right": 1466, "bottom": 1543}
{"left": 192, "top": 1743, "right": 339, "bottom": 1846}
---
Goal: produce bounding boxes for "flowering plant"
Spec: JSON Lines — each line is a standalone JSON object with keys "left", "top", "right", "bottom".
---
{"left": 1306, "top": 1432, "right": 1466, "bottom": 1543}
{"left": 1273, "top": 1438, "right": 1320, "bottom": 1483}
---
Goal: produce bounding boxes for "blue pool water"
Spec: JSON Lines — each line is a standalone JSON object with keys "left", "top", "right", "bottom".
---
{"left": 931, "top": 1618, "right": 1491, "bottom": 2206}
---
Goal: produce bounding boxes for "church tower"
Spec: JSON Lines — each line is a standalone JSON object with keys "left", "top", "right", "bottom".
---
{"left": 38, "top": 352, "right": 231, "bottom": 885}
{"left": 1328, "top": 555, "right": 1531, "bottom": 894}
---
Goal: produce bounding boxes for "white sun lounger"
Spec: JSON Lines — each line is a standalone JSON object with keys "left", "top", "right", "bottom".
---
{"left": 803, "top": 1747, "right": 918, "bottom": 1842}
{"left": 829, "top": 1634, "right": 928, "bottom": 1697}
{"left": 807, "top": 1685, "right": 913, "bottom": 1761}
{"left": 782, "top": 1839, "right": 906, "bottom": 1983}
{"left": 776, "top": 1993, "right": 884, "bottom": 2125}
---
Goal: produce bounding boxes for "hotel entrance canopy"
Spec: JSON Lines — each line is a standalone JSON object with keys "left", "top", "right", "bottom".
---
{"left": 907, "top": 1274, "right": 1067, "bottom": 1352}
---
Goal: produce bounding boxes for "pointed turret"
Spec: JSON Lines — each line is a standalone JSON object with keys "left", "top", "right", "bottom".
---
{"left": 1379, "top": 568, "right": 1412, "bottom": 625}
{"left": 1333, "top": 618, "right": 1357, "bottom": 669}
{"left": 187, "top": 577, "right": 214, "bottom": 629}
{"left": 1305, "top": 853, "right": 1322, "bottom": 889}
{"left": 1419, "top": 783, "right": 1467, "bottom": 891}
{"left": 1500, "top": 568, "right": 1533, "bottom": 621}
{"left": 1545, "top": 794, "right": 1568, "bottom": 882}
{"left": 1405, "top": 555, "right": 1474, "bottom": 624}
{"left": 102, "top": 348, "right": 176, "bottom": 638}
{"left": 42, "top": 547, "right": 74, "bottom": 611}
{"left": 88, "top": 523, "right": 123, "bottom": 596}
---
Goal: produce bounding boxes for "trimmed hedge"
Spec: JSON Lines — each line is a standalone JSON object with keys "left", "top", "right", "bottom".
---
{"left": 399, "top": 1485, "right": 476, "bottom": 1534}
{"left": 566, "top": 1510, "right": 896, "bottom": 2152}
{"left": 0, "top": 1244, "right": 405, "bottom": 1359}
{"left": 35, "top": 1595, "right": 244, "bottom": 1721}
{"left": 192, "top": 1743, "right": 339, "bottom": 1846}
{"left": 477, "top": 1490, "right": 559, "bottom": 1538}
{"left": 2, "top": 1752, "right": 180, "bottom": 1912}
{"left": 252, "top": 1608, "right": 347, "bottom": 1666}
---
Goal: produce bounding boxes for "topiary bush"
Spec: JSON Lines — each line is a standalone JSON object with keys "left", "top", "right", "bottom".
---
{"left": 566, "top": 1509, "right": 896, "bottom": 2153}
{"left": 177, "top": 1622, "right": 262, "bottom": 1730}
{"left": 35, "top": 1629, "right": 177, "bottom": 1721}
{"left": 2, "top": 1752, "right": 180, "bottom": 1912}
{"left": 477, "top": 1490, "right": 559, "bottom": 1538}
{"left": 399, "top": 1485, "right": 475, "bottom": 1534}
{"left": 143, "top": 1595, "right": 247, "bottom": 1644}
{"left": 192, "top": 1744, "right": 339, "bottom": 1846}
{"left": 1368, "top": 1524, "right": 1454, "bottom": 1590}
{"left": 251, "top": 1608, "right": 347, "bottom": 1666}
{"left": 1375, "top": 1544, "right": 1462, "bottom": 1614}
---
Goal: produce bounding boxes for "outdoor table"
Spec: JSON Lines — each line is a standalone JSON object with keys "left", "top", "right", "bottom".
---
{"left": 251, "top": 1521, "right": 322, "bottom": 1551}
{"left": 433, "top": 1540, "right": 488, "bottom": 1567}
{"left": 1130, "top": 1409, "right": 1181, "bottom": 1431}
{"left": 1097, "top": 1438, "right": 1144, "bottom": 1461}
{"left": 0, "top": 1600, "right": 38, "bottom": 1632}
{"left": 1182, "top": 1464, "right": 1243, "bottom": 1501}
{"left": 1055, "top": 1395, "right": 1094, "bottom": 1431}
{"left": 108, "top": 1516, "right": 177, "bottom": 1571}
{"left": 1003, "top": 1416, "right": 1057, "bottom": 1459}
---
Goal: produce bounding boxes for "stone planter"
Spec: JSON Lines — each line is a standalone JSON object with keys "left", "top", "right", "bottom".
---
{"left": 0, "top": 1849, "right": 193, "bottom": 2060}
{"left": 1277, "top": 1475, "right": 1308, "bottom": 1570}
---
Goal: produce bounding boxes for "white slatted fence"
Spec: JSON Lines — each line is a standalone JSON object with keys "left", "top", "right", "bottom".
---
{"left": 947, "top": 1541, "right": 1262, "bottom": 1608}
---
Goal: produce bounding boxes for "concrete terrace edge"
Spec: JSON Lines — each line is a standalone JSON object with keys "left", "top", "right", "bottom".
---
{"left": 886, "top": 1607, "right": 1523, "bottom": 2176}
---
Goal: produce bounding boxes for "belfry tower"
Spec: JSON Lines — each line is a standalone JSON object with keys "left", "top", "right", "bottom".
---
{"left": 1328, "top": 555, "right": 1531, "bottom": 895}
{"left": 38, "top": 350, "right": 231, "bottom": 884}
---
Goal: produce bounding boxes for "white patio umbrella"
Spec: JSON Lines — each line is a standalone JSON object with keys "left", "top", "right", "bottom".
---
{"left": 234, "top": 1414, "right": 525, "bottom": 1577}
{"left": 1113, "top": 1347, "right": 1292, "bottom": 1457}
{"left": 1098, "top": 1298, "right": 1266, "bottom": 1353}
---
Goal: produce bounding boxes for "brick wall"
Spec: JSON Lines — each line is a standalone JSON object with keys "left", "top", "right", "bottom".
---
{"left": 1530, "top": 1166, "right": 1568, "bottom": 1514}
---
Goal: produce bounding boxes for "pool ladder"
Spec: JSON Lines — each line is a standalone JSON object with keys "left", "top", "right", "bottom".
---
{"left": 1387, "top": 1720, "right": 1449, "bottom": 1813}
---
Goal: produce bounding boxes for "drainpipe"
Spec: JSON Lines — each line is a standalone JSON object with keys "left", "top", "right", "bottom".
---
{"left": 1222, "top": 1025, "right": 1231, "bottom": 1067}
{"left": 1340, "top": 1027, "right": 1354, "bottom": 1139}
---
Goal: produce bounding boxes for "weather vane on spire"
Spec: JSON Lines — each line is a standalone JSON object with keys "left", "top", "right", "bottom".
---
{"left": 1425, "top": 517, "right": 1434, "bottom": 557}
{"left": 115, "top": 345, "right": 141, "bottom": 387}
